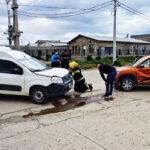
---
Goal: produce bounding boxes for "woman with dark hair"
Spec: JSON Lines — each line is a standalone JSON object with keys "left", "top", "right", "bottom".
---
{"left": 51, "top": 50, "right": 60, "bottom": 67}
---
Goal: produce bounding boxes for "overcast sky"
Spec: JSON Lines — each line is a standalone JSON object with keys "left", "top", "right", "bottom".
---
{"left": 0, "top": 0, "right": 150, "bottom": 45}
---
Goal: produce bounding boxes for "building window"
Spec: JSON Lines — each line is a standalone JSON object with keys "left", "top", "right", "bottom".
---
{"left": 72, "top": 46, "right": 80, "bottom": 55}
{"left": 105, "top": 47, "right": 113, "bottom": 56}
{"left": 130, "top": 45, "right": 135, "bottom": 53}
{"left": 72, "top": 46, "right": 75, "bottom": 55}
{"left": 82, "top": 45, "right": 86, "bottom": 56}
{"left": 76, "top": 46, "right": 80, "bottom": 55}
{"left": 89, "top": 44, "right": 94, "bottom": 53}
{"left": 42, "top": 50, "right": 46, "bottom": 56}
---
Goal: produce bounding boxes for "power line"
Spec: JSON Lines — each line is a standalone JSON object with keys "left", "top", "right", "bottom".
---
{"left": 119, "top": 6, "right": 150, "bottom": 22}
{"left": 18, "top": 1, "right": 113, "bottom": 17}
{"left": 118, "top": 2, "right": 150, "bottom": 20}
{"left": 18, "top": 9, "right": 111, "bottom": 16}
{"left": 0, "top": 2, "right": 77, "bottom": 10}
{"left": 18, "top": 3, "right": 113, "bottom": 19}
{"left": 118, "top": 2, "right": 150, "bottom": 22}
{"left": 0, "top": 1, "right": 113, "bottom": 10}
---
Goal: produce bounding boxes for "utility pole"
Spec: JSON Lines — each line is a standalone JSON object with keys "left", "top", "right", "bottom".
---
{"left": 11, "top": 0, "right": 20, "bottom": 50}
{"left": 113, "top": 0, "right": 117, "bottom": 62}
{"left": 5, "top": 0, "right": 12, "bottom": 47}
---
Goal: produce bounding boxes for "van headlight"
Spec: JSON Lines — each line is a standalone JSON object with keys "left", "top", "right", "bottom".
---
{"left": 51, "top": 77, "right": 63, "bottom": 84}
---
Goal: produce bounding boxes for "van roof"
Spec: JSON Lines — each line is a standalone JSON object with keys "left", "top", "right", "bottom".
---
{"left": 0, "top": 46, "right": 30, "bottom": 60}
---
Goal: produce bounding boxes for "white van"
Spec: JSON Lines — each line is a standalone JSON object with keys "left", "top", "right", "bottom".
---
{"left": 0, "top": 47, "right": 73, "bottom": 104}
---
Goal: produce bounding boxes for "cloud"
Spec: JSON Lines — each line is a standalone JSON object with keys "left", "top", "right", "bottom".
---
{"left": 0, "top": 0, "right": 150, "bottom": 45}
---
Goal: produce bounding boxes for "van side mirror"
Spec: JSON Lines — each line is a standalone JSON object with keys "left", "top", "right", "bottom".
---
{"left": 13, "top": 68, "right": 23, "bottom": 75}
{"left": 138, "top": 64, "right": 144, "bottom": 69}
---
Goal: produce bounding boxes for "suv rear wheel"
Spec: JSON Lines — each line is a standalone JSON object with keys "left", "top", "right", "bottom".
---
{"left": 120, "top": 78, "right": 134, "bottom": 91}
{"left": 30, "top": 86, "right": 49, "bottom": 104}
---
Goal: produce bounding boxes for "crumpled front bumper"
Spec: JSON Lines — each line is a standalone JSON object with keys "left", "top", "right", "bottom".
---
{"left": 47, "top": 78, "right": 73, "bottom": 97}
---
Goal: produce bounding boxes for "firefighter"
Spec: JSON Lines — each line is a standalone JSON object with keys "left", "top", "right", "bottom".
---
{"left": 69, "top": 61, "right": 93, "bottom": 93}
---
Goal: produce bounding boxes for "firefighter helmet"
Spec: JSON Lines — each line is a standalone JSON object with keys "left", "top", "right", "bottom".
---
{"left": 69, "top": 61, "right": 78, "bottom": 69}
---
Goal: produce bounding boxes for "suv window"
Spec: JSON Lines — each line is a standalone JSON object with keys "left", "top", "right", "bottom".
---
{"left": 0, "top": 60, "right": 23, "bottom": 74}
{"left": 142, "top": 59, "right": 150, "bottom": 68}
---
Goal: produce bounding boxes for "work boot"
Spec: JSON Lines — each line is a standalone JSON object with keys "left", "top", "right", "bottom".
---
{"left": 102, "top": 94, "right": 109, "bottom": 98}
{"left": 89, "top": 84, "right": 93, "bottom": 91}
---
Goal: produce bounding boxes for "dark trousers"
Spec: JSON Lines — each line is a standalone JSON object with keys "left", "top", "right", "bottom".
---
{"left": 51, "top": 62, "right": 60, "bottom": 67}
{"left": 61, "top": 61, "right": 69, "bottom": 69}
{"left": 106, "top": 71, "right": 117, "bottom": 96}
{"left": 74, "top": 79, "right": 89, "bottom": 93}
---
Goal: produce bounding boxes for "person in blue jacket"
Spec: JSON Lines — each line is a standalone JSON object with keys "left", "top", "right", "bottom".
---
{"left": 51, "top": 50, "right": 60, "bottom": 67}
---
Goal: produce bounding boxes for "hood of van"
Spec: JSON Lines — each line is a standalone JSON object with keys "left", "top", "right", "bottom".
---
{"left": 35, "top": 68, "right": 68, "bottom": 78}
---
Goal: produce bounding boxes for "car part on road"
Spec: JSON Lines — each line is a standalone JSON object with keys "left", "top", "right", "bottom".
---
{"left": 120, "top": 78, "right": 134, "bottom": 91}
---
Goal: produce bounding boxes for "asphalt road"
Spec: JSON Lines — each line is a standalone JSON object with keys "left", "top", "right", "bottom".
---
{"left": 0, "top": 70, "right": 150, "bottom": 150}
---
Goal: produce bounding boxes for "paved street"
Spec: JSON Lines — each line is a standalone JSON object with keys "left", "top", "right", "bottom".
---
{"left": 0, "top": 70, "right": 150, "bottom": 150}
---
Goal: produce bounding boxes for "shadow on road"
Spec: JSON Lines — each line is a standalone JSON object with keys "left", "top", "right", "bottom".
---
{"left": 0, "top": 94, "right": 31, "bottom": 103}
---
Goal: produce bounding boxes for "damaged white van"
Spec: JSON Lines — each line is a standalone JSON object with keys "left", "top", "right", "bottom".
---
{"left": 0, "top": 47, "right": 73, "bottom": 104}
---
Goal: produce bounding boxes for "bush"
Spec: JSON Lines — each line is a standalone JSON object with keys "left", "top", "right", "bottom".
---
{"left": 113, "top": 59, "right": 121, "bottom": 66}
{"left": 87, "top": 55, "right": 93, "bottom": 61}
{"left": 96, "top": 56, "right": 101, "bottom": 60}
{"left": 101, "top": 57, "right": 113, "bottom": 64}
{"left": 80, "top": 63, "right": 95, "bottom": 69}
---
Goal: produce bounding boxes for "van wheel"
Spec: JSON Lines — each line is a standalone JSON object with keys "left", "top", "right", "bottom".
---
{"left": 120, "top": 78, "right": 134, "bottom": 91}
{"left": 30, "top": 87, "right": 49, "bottom": 104}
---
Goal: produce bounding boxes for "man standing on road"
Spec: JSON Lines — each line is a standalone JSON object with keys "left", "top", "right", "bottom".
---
{"left": 61, "top": 50, "right": 70, "bottom": 69}
{"left": 97, "top": 63, "right": 117, "bottom": 98}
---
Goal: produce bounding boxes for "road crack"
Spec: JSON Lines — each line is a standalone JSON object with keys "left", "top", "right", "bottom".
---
{"left": 63, "top": 122, "right": 107, "bottom": 150}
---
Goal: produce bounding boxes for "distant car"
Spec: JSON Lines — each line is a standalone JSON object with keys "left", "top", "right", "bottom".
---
{"left": 0, "top": 47, "right": 73, "bottom": 104}
{"left": 115, "top": 56, "right": 150, "bottom": 91}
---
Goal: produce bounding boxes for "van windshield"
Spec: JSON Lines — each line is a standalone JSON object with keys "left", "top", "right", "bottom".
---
{"left": 19, "top": 58, "right": 49, "bottom": 72}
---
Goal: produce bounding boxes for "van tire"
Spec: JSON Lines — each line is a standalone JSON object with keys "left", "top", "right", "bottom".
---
{"left": 30, "top": 86, "right": 49, "bottom": 104}
{"left": 120, "top": 78, "right": 134, "bottom": 91}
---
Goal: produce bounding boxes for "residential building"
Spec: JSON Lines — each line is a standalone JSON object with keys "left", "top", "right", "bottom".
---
{"left": 68, "top": 34, "right": 150, "bottom": 60}
{"left": 22, "top": 40, "right": 70, "bottom": 60}
{"left": 131, "top": 34, "right": 150, "bottom": 42}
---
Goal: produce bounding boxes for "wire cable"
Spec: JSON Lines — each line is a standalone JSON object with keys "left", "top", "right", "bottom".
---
{"left": 0, "top": 1, "right": 113, "bottom": 10}
{"left": 18, "top": 1, "right": 113, "bottom": 17}
{"left": 18, "top": 3, "right": 113, "bottom": 19}
{"left": 118, "top": 2, "right": 150, "bottom": 22}
{"left": 0, "top": 2, "right": 78, "bottom": 10}
{"left": 118, "top": 2, "right": 150, "bottom": 20}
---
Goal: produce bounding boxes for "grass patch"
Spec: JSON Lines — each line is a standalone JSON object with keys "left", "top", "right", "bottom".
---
{"left": 77, "top": 56, "right": 141, "bottom": 69}
{"left": 77, "top": 57, "right": 113, "bottom": 70}
{"left": 45, "top": 56, "right": 142, "bottom": 70}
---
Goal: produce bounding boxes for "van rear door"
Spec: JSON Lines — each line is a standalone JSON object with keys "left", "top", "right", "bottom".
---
{"left": 0, "top": 59, "right": 25, "bottom": 95}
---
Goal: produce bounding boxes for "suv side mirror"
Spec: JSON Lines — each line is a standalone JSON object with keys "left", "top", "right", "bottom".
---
{"left": 138, "top": 64, "right": 144, "bottom": 69}
{"left": 13, "top": 68, "right": 23, "bottom": 75}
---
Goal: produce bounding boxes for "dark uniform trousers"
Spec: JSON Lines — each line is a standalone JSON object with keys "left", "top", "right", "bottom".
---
{"left": 70, "top": 68, "right": 89, "bottom": 93}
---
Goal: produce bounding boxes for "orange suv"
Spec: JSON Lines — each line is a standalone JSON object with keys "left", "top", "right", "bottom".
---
{"left": 115, "top": 56, "right": 150, "bottom": 91}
